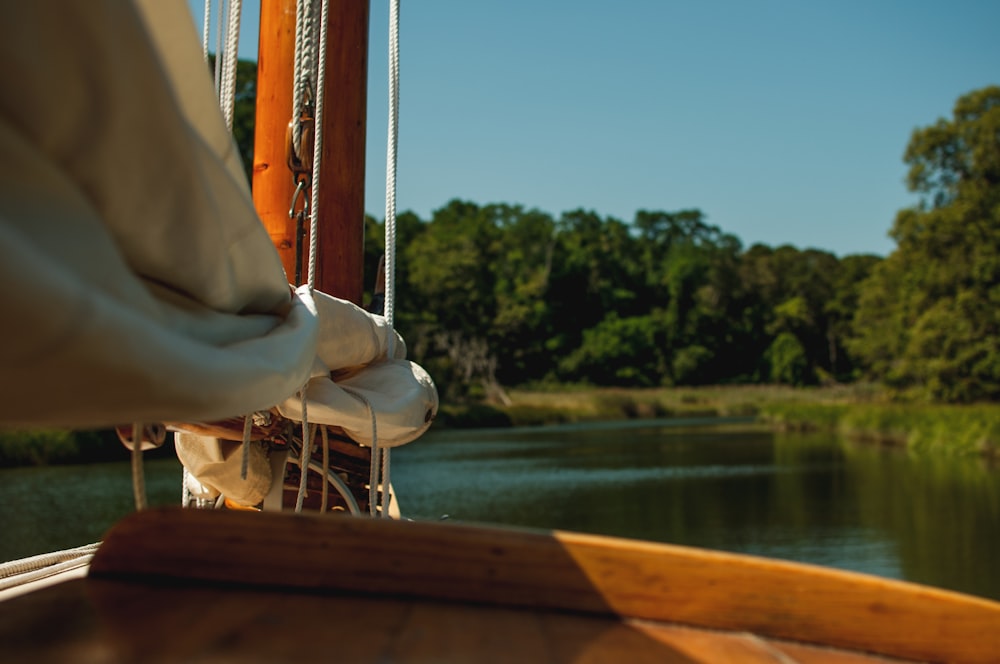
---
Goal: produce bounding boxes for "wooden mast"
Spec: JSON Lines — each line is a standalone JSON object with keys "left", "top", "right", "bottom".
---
{"left": 251, "top": 0, "right": 298, "bottom": 284}
{"left": 252, "top": 0, "right": 374, "bottom": 513}
{"left": 314, "top": 2, "right": 369, "bottom": 306}
{"left": 253, "top": 0, "right": 369, "bottom": 306}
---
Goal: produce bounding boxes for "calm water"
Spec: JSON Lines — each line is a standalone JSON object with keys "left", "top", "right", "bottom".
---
{"left": 392, "top": 418, "right": 1000, "bottom": 602}
{"left": 2, "top": 418, "right": 999, "bottom": 601}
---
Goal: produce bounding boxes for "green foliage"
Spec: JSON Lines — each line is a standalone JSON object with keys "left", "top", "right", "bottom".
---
{"left": 849, "top": 86, "right": 1000, "bottom": 402}
{"left": 558, "top": 313, "right": 663, "bottom": 386}
{"left": 766, "top": 332, "right": 811, "bottom": 386}
{"left": 0, "top": 429, "right": 127, "bottom": 467}
{"left": 380, "top": 197, "right": 879, "bottom": 396}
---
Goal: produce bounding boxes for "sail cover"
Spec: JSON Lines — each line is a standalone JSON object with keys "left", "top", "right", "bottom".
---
{"left": 0, "top": 1, "right": 436, "bottom": 442}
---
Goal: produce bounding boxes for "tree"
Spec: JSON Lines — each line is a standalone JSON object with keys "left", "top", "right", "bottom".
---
{"left": 558, "top": 313, "right": 664, "bottom": 386}
{"left": 850, "top": 86, "right": 1000, "bottom": 401}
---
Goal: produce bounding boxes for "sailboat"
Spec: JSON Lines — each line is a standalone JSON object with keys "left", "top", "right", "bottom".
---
{"left": 1, "top": 2, "right": 999, "bottom": 662}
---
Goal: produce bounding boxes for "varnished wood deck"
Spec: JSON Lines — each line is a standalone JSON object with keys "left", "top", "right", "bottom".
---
{"left": 0, "top": 577, "right": 910, "bottom": 663}
{"left": 1, "top": 507, "right": 997, "bottom": 663}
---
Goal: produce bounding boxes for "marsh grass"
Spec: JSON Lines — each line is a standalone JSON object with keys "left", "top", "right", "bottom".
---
{"left": 502, "top": 384, "right": 865, "bottom": 425}
{"left": 761, "top": 402, "right": 1000, "bottom": 457}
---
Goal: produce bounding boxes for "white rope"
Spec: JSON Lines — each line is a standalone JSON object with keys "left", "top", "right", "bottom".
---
{"left": 338, "top": 387, "right": 381, "bottom": 517}
{"left": 292, "top": 0, "right": 307, "bottom": 128}
{"left": 240, "top": 413, "right": 253, "bottom": 480}
{"left": 130, "top": 421, "right": 147, "bottom": 511}
{"left": 213, "top": 0, "right": 226, "bottom": 95}
{"left": 381, "top": 440, "right": 392, "bottom": 517}
{"left": 320, "top": 425, "right": 330, "bottom": 512}
{"left": 0, "top": 543, "right": 99, "bottom": 591}
{"left": 288, "top": 454, "right": 362, "bottom": 515}
{"left": 377, "top": 0, "right": 403, "bottom": 518}
{"left": 384, "top": 0, "right": 400, "bottom": 341}
{"left": 220, "top": 0, "right": 243, "bottom": 131}
{"left": 291, "top": 0, "right": 318, "bottom": 157}
{"left": 201, "top": 0, "right": 212, "bottom": 63}
{"left": 294, "top": 397, "right": 313, "bottom": 512}
{"left": 307, "top": 0, "right": 331, "bottom": 289}
{"left": 181, "top": 466, "right": 192, "bottom": 507}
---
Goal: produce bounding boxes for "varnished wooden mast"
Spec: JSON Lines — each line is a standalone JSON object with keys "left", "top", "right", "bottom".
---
{"left": 314, "top": 2, "right": 369, "bottom": 305}
{"left": 251, "top": 0, "right": 298, "bottom": 285}
{"left": 253, "top": 0, "right": 369, "bottom": 305}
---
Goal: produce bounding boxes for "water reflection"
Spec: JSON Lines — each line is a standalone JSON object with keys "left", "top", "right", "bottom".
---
{"left": 393, "top": 419, "right": 1000, "bottom": 601}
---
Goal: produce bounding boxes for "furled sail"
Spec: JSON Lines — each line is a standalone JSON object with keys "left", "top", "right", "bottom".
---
{"left": 0, "top": 0, "right": 437, "bottom": 469}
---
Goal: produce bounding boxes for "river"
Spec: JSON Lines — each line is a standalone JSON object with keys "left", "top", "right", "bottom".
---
{"left": 2, "top": 417, "right": 998, "bottom": 601}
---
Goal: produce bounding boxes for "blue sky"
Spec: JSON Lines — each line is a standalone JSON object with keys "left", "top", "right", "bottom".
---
{"left": 191, "top": 1, "right": 999, "bottom": 257}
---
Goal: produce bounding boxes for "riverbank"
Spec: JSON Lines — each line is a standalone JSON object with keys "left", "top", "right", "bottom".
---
{"left": 436, "top": 384, "right": 870, "bottom": 427}
{"left": 4, "top": 384, "right": 997, "bottom": 466}
{"left": 439, "top": 384, "right": 1000, "bottom": 459}
{"left": 760, "top": 402, "right": 1000, "bottom": 458}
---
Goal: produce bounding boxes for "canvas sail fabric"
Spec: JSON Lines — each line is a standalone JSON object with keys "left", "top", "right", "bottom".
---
{"left": 277, "top": 288, "right": 438, "bottom": 449}
{"left": 0, "top": 0, "right": 437, "bottom": 478}
{"left": 177, "top": 289, "right": 437, "bottom": 506}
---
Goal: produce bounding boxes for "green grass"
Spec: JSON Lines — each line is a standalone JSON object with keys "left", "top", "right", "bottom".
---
{"left": 498, "top": 384, "right": 866, "bottom": 426}
{"left": 760, "top": 402, "right": 1000, "bottom": 458}
{"left": 465, "top": 384, "right": 999, "bottom": 459}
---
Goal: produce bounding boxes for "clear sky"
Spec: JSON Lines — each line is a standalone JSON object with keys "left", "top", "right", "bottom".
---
{"left": 191, "top": 1, "right": 999, "bottom": 257}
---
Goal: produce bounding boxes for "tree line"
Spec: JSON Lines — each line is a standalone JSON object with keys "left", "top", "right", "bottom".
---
{"left": 363, "top": 200, "right": 880, "bottom": 401}
{"left": 231, "top": 62, "right": 999, "bottom": 404}
{"left": 364, "top": 86, "right": 999, "bottom": 404}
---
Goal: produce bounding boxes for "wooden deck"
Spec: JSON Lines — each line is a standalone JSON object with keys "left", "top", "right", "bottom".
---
{"left": 0, "top": 577, "right": 907, "bottom": 663}
{"left": 1, "top": 507, "right": 997, "bottom": 663}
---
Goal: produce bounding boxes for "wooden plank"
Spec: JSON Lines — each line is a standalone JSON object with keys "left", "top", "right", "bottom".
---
{"left": 88, "top": 508, "right": 1000, "bottom": 663}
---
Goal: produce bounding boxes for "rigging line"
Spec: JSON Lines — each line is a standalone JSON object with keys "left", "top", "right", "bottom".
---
{"left": 131, "top": 421, "right": 148, "bottom": 511}
{"left": 307, "top": 0, "right": 331, "bottom": 289}
{"left": 286, "top": 450, "right": 362, "bottom": 515}
{"left": 378, "top": 0, "right": 403, "bottom": 516}
{"left": 201, "top": 0, "right": 212, "bottom": 63}
{"left": 0, "top": 543, "right": 99, "bottom": 592}
{"left": 384, "top": 0, "right": 400, "bottom": 340}
{"left": 295, "top": 396, "right": 313, "bottom": 512}
{"left": 221, "top": 0, "right": 243, "bottom": 132}
{"left": 292, "top": 0, "right": 328, "bottom": 513}
{"left": 291, "top": 0, "right": 317, "bottom": 159}
{"left": 240, "top": 413, "right": 252, "bottom": 480}
{"left": 338, "top": 386, "right": 381, "bottom": 517}
{"left": 381, "top": 438, "right": 392, "bottom": 517}
{"left": 320, "top": 425, "right": 330, "bottom": 512}
{"left": 214, "top": 0, "right": 226, "bottom": 95}
{"left": 181, "top": 467, "right": 192, "bottom": 508}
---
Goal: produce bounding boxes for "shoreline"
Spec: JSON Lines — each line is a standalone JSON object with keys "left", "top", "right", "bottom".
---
{"left": 3, "top": 385, "right": 997, "bottom": 467}
{"left": 440, "top": 385, "right": 1000, "bottom": 459}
